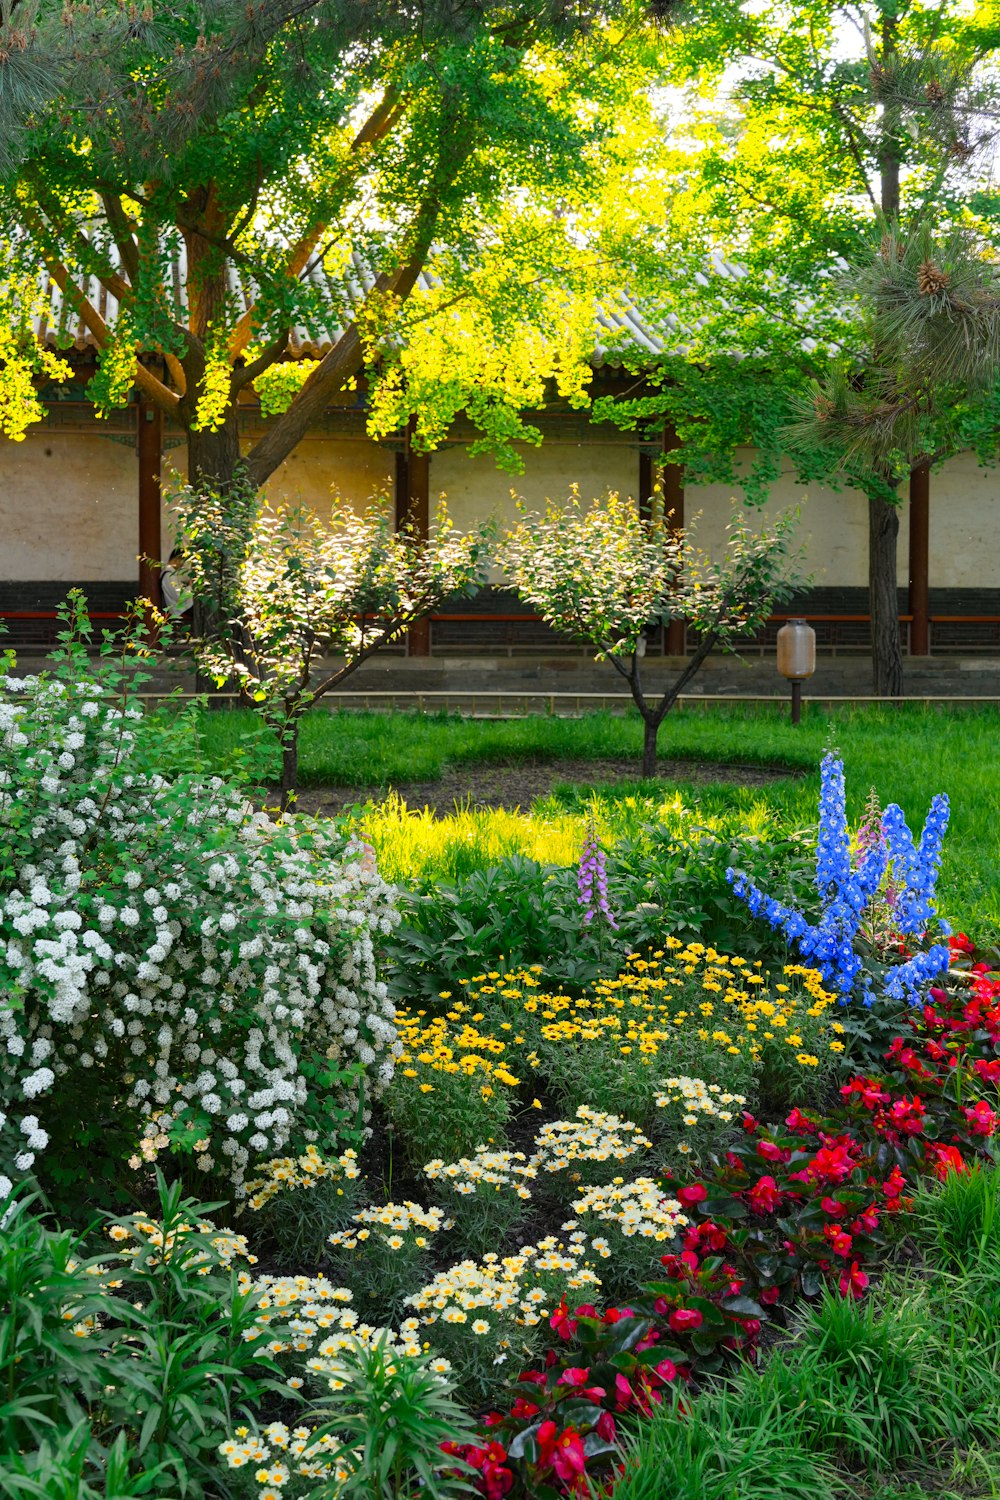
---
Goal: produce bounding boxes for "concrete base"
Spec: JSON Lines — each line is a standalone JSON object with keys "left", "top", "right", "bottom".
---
{"left": 15, "top": 650, "right": 1000, "bottom": 704}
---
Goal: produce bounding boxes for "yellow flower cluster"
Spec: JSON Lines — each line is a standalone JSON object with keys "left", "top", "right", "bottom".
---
{"left": 424, "top": 1148, "right": 536, "bottom": 1201}
{"left": 393, "top": 1004, "right": 521, "bottom": 1099}
{"left": 529, "top": 1106, "right": 653, "bottom": 1179}
{"left": 458, "top": 946, "right": 840, "bottom": 1068}
{"left": 568, "top": 1178, "right": 689, "bottom": 1243}
{"left": 107, "top": 1219, "right": 256, "bottom": 1271}
{"left": 740, "top": 963, "right": 843, "bottom": 1066}
{"left": 328, "top": 1201, "right": 452, "bottom": 1254}
{"left": 241, "top": 1145, "right": 361, "bottom": 1212}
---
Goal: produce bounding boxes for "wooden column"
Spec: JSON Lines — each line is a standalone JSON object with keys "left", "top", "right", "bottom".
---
{"left": 663, "top": 423, "right": 685, "bottom": 657}
{"left": 908, "top": 462, "right": 930, "bottom": 656}
{"left": 137, "top": 399, "right": 163, "bottom": 606}
{"left": 394, "top": 424, "right": 431, "bottom": 657}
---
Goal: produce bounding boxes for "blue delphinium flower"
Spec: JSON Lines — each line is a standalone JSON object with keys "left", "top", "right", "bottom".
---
{"left": 727, "top": 754, "right": 950, "bottom": 1006}
{"left": 882, "top": 795, "right": 951, "bottom": 936}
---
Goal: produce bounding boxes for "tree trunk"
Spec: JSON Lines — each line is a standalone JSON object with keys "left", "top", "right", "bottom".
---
{"left": 279, "top": 731, "right": 299, "bottom": 812}
{"left": 869, "top": 493, "right": 903, "bottom": 698}
{"left": 187, "top": 411, "right": 243, "bottom": 493}
{"left": 641, "top": 716, "right": 659, "bottom": 777}
{"left": 185, "top": 411, "right": 244, "bottom": 675}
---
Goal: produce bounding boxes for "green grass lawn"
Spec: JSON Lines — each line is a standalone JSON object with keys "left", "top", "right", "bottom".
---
{"left": 191, "top": 702, "right": 1000, "bottom": 938}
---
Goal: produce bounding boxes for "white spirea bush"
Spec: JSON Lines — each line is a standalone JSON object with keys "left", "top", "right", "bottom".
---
{"left": 0, "top": 667, "right": 400, "bottom": 1196}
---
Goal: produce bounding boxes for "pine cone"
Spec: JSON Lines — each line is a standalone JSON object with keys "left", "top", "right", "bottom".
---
{"left": 814, "top": 394, "right": 835, "bottom": 423}
{"left": 917, "top": 260, "right": 950, "bottom": 296}
{"left": 870, "top": 63, "right": 887, "bottom": 97}
{"left": 925, "top": 78, "right": 946, "bottom": 104}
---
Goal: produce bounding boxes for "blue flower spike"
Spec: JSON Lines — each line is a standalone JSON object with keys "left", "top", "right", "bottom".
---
{"left": 727, "top": 754, "right": 950, "bottom": 1006}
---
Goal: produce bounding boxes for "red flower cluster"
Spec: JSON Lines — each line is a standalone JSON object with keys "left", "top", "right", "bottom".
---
{"left": 441, "top": 1440, "right": 514, "bottom": 1500}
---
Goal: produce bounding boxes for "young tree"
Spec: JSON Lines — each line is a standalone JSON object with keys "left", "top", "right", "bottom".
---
{"left": 598, "top": 0, "right": 1000, "bottom": 696}
{"left": 175, "top": 486, "right": 492, "bottom": 801}
{"left": 0, "top": 0, "right": 681, "bottom": 490}
{"left": 502, "top": 490, "right": 802, "bottom": 775}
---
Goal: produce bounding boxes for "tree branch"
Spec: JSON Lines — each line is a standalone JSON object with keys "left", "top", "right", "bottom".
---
{"left": 231, "top": 328, "right": 291, "bottom": 394}
{"left": 226, "top": 87, "right": 406, "bottom": 362}
{"left": 100, "top": 191, "right": 141, "bottom": 285}
{"left": 37, "top": 253, "right": 176, "bottom": 410}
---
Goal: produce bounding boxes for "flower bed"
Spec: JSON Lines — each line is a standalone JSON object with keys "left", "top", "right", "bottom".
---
{"left": 5, "top": 650, "right": 1000, "bottom": 1500}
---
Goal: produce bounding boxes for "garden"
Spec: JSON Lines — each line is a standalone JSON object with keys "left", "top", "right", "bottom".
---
{"left": 6, "top": 0, "right": 1000, "bottom": 1496}
{"left": 5, "top": 625, "right": 1000, "bottom": 1500}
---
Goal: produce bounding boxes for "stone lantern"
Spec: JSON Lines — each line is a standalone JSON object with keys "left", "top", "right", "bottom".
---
{"left": 776, "top": 618, "right": 816, "bottom": 725}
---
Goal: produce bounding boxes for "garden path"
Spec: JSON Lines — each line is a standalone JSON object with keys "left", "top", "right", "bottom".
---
{"left": 294, "top": 755, "right": 798, "bottom": 817}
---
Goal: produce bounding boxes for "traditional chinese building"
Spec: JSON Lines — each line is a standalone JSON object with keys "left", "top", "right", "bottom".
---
{"left": 2, "top": 287, "right": 998, "bottom": 661}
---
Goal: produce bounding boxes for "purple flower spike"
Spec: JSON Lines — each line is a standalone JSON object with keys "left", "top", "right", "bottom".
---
{"left": 578, "top": 815, "right": 618, "bottom": 930}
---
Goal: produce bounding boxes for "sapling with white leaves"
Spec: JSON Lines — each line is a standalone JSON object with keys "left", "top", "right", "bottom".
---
{"left": 175, "top": 483, "right": 494, "bottom": 802}
{"left": 503, "top": 490, "right": 802, "bottom": 774}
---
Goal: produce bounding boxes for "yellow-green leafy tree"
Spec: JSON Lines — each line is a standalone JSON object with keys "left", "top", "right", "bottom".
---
{"left": 0, "top": 0, "right": 684, "bottom": 492}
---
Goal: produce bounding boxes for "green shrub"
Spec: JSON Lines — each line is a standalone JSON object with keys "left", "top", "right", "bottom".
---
{"left": 2, "top": 1176, "right": 288, "bottom": 1499}
{"left": 309, "top": 1335, "right": 479, "bottom": 1499}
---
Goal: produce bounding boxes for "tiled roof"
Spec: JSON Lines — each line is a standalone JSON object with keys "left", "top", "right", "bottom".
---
{"left": 33, "top": 241, "right": 735, "bottom": 368}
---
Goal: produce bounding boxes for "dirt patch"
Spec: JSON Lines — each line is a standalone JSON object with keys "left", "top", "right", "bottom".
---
{"left": 294, "top": 755, "right": 800, "bottom": 818}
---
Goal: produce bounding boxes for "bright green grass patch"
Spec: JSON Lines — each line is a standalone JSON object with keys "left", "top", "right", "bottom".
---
{"left": 359, "top": 793, "right": 585, "bottom": 884}
{"left": 190, "top": 703, "right": 1000, "bottom": 938}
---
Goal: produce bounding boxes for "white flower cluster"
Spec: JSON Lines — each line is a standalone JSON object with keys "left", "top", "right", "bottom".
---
{"left": 241, "top": 1145, "right": 362, "bottom": 1213}
{"left": 567, "top": 1177, "right": 689, "bottom": 1242}
{"left": 107, "top": 1215, "right": 257, "bottom": 1270}
{"left": 654, "top": 1076, "right": 746, "bottom": 1153}
{"left": 219, "top": 1423, "right": 349, "bottom": 1500}
{"left": 529, "top": 1106, "right": 653, "bottom": 1180}
{"left": 0, "top": 670, "right": 401, "bottom": 1192}
{"left": 423, "top": 1146, "right": 536, "bottom": 1201}
{"left": 404, "top": 1232, "right": 602, "bottom": 1343}
{"left": 239, "top": 1272, "right": 436, "bottom": 1379}
{"left": 327, "top": 1200, "right": 452, "bottom": 1254}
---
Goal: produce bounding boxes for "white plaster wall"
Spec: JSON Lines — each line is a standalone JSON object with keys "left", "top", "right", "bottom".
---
{"left": 431, "top": 440, "right": 638, "bottom": 534}
{"left": 928, "top": 452, "right": 999, "bottom": 588}
{"left": 6, "top": 426, "right": 999, "bottom": 593}
{"left": 0, "top": 432, "right": 138, "bottom": 579}
{"left": 162, "top": 437, "right": 394, "bottom": 522}
{"left": 687, "top": 451, "right": 910, "bottom": 588}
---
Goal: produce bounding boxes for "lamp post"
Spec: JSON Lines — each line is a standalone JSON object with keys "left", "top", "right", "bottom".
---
{"left": 776, "top": 618, "right": 816, "bottom": 726}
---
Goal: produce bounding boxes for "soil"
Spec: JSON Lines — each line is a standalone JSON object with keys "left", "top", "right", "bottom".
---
{"left": 294, "top": 755, "right": 800, "bottom": 818}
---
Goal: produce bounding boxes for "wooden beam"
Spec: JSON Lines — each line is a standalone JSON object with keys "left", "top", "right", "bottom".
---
{"left": 909, "top": 462, "right": 930, "bottom": 656}
{"left": 394, "top": 446, "right": 409, "bottom": 531}
{"left": 137, "top": 399, "right": 163, "bottom": 606}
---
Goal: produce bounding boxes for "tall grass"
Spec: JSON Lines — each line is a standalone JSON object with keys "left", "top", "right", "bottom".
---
{"left": 617, "top": 1258, "right": 1000, "bottom": 1500}
{"left": 189, "top": 703, "right": 1000, "bottom": 937}
{"left": 359, "top": 794, "right": 585, "bottom": 884}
